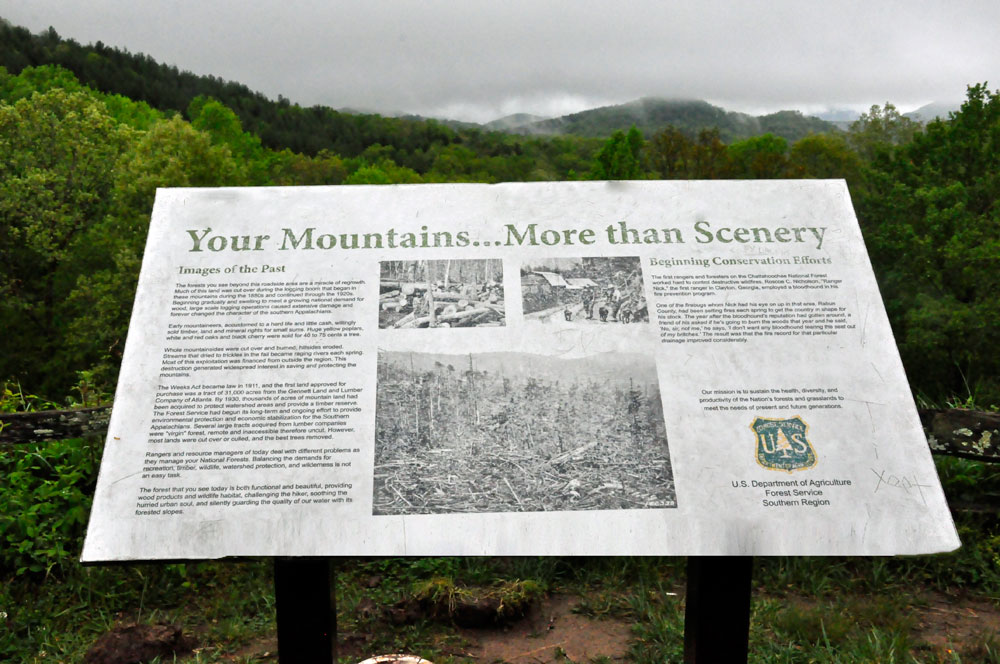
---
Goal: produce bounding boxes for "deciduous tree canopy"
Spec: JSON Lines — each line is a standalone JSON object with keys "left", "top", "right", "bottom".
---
{"left": 0, "top": 41, "right": 996, "bottom": 406}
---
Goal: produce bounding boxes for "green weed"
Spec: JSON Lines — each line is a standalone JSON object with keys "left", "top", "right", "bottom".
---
{"left": 1, "top": 560, "right": 273, "bottom": 663}
{"left": 624, "top": 575, "right": 685, "bottom": 663}
{"left": 0, "top": 437, "right": 100, "bottom": 576}
{"left": 0, "top": 381, "right": 60, "bottom": 413}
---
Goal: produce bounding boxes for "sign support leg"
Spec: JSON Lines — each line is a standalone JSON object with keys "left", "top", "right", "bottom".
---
{"left": 683, "top": 556, "right": 753, "bottom": 663}
{"left": 274, "top": 557, "right": 336, "bottom": 664}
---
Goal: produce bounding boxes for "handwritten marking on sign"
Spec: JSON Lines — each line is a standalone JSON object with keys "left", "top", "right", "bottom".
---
{"left": 871, "top": 468, "right": 932, "bottom": 505}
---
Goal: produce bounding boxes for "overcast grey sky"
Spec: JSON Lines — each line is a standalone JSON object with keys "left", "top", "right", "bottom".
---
{"left": 2, "top": 1, "right": 995, "bottom": 122}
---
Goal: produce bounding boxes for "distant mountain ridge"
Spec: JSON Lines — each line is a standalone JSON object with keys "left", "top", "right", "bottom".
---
{"left": 483, "top": 113, "right": 547, "bottom": 131}
{"left": 0, "top": 16, "right": 956, "bottom": 154}
{"left": 905, "top": 101, "right": 961, "bottom": 123}
{"left": 496, "top": 97, "right": 837, "bottom": 143}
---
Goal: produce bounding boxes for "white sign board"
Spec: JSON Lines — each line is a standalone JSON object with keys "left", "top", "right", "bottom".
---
{"left": 82, "top": 180, "right": 959, "bottom": 561}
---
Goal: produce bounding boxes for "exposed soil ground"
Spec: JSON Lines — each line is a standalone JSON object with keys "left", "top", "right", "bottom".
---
{"left": 911, "top": 593, "right": 1000, "bottom": 652}
{"left": 461, "top": 594, "right": 631, "bottom": 663}
{"left": 207, "top": 589, "right": 1000, "bottom": 663}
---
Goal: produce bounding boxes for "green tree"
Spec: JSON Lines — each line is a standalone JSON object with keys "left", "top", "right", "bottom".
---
{"left": 0, "top": 88, "right": 135, "bottom": 395}
{"left": 847, "top": 102, "right": 920, "bottom": 162}
{"left": 345, "top": 158, "right": 422, "bottom": 184}
{"left": 727, "top": 133, "right": 790, "bottom": 178}
{"left": 648, "top": 126, "right": 693, "bottom": 179}
{"left": 689, "top": 128, "right": 731, "bottom": 178}
{"left": 428, "top": 144, "right": 495, "bottom": 182}
{"left": 592, "top": 125, "right": 644, "bottom": 179}
{"left": 855, "top": 84, "right": 1000, "bottom": 401}
{"left": 0, "top": 64, "right": 86, "bottom": 102}
{"left": 187, "top": 96, "right": 269, "bottom": 183}
{"left": 0, "top": 89, "right": 135, "bottom": 394}
{"left": 101, "top": 92, "right": 164, "bottom": 131}
{"left": 345, "top": 165, "right": 394, "bottom": 185}
{"left": 1, "top": 65, "right": 163, "bottom": 131}
{"left": 67, "top": 116, "right": 246, "bottom": 384}
{"left": 788, "top": 133, "right": 863, "bottom": 189}
{"left": 269, "top": 148, "right": 347, "bottom": 185}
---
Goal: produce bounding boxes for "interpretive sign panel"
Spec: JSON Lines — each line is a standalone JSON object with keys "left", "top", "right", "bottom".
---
{"left": 82, "top": 180, "right": 959, "bottom": 561}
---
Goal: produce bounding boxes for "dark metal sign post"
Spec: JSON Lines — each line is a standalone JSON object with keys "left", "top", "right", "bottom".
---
{"left": 274, "top": 558, "right": 337, "bottom": 664}
{"left": 684, "top": 556, "right": 754, "bottom": 663}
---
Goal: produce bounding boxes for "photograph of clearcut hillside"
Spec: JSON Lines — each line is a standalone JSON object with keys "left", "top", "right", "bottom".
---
{"left": 373, "top": 350, "right": 675, "bottom": 515}
{"left": 521, "top": 256, "right": 648, "bottom": 324}
{"left": 379, "top": 259, "right": 504, "bottom": 329}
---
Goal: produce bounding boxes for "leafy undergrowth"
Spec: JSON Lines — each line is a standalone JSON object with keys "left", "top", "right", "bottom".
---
{"left": 5, "top": 441, "right": 1000, "bottom": 662}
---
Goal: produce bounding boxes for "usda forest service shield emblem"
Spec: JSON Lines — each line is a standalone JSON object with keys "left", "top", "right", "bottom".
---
{"left": 751, "top": 416, "right": 817, "bottom": 473}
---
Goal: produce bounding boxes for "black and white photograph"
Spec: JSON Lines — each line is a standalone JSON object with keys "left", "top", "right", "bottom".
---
{"left": 379, "top": 259, "right": 505, "bottom": 329}
{"left": 521, "top": 257, "right": 648, "bottom": 324}
{"left": 373, "top": 349, "right": 676, "bottom": 515}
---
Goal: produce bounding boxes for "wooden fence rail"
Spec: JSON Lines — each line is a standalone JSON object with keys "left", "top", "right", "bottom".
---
{"left": 919, "top": 408, "right": 1000, "bottom": 461}
{"left": 2, "top": 405, "right": 999, "bottom": 462}
{"left": 0, "top": 406, "right": 112, "bottom": 445}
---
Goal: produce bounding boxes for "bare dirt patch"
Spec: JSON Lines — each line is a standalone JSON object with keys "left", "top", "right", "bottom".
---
{"left": 911, "top": 592, "right": 1000, "bottom": 653}
{"left": 460, "top": 594, "right": 631, "bottom": 663}
{"left": 83, "top": 623, "right": 196, "bottom": 664}
{"left": 222, "top": 635, "right": 278, "bottom": 662}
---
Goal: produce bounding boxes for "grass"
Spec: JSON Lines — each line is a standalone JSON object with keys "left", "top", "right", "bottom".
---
{"left": 5, "top": 550, "right": 1000, "bottom": 662}
{"left": 1, "top": 561, "right": 275, "bottom": 663}
{"left": 5, "top": 451, "right": 1000, "bottom": 662}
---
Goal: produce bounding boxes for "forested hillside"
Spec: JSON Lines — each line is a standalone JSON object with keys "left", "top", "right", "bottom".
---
{"left": 512, "top": 97, "right": 835, "bottom": 142}
{"left": 0, "top": 19, "right": 997, "bottom": 407}
{"left": 0, "top": 19, "right": 452, "bottom": 159}
{"left": 0, "top": 21, "right": 829, "bottom": 153}
{"left": 0, "top": 19, "right": 603, "bottom": 176}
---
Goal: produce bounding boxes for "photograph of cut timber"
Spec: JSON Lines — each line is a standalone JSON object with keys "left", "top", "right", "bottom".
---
{"left": 379, "top": 259, "right": 505, "bottom": 328}
{"left": 373, "top": 350, "right": 676, "bottom": 515}
{"left": 521, "top": 256, "right": 648, "bottom": 324}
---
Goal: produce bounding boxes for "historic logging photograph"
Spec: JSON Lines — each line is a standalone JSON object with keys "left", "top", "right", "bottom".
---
{"left": 379, "top": 259, "right": 505, "bottom": 328}
{"left": 373, "top": 350, "right": 676, "bottom": 515}
{"left": 521, "top": 256, "right": 649, "bottom": 324}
